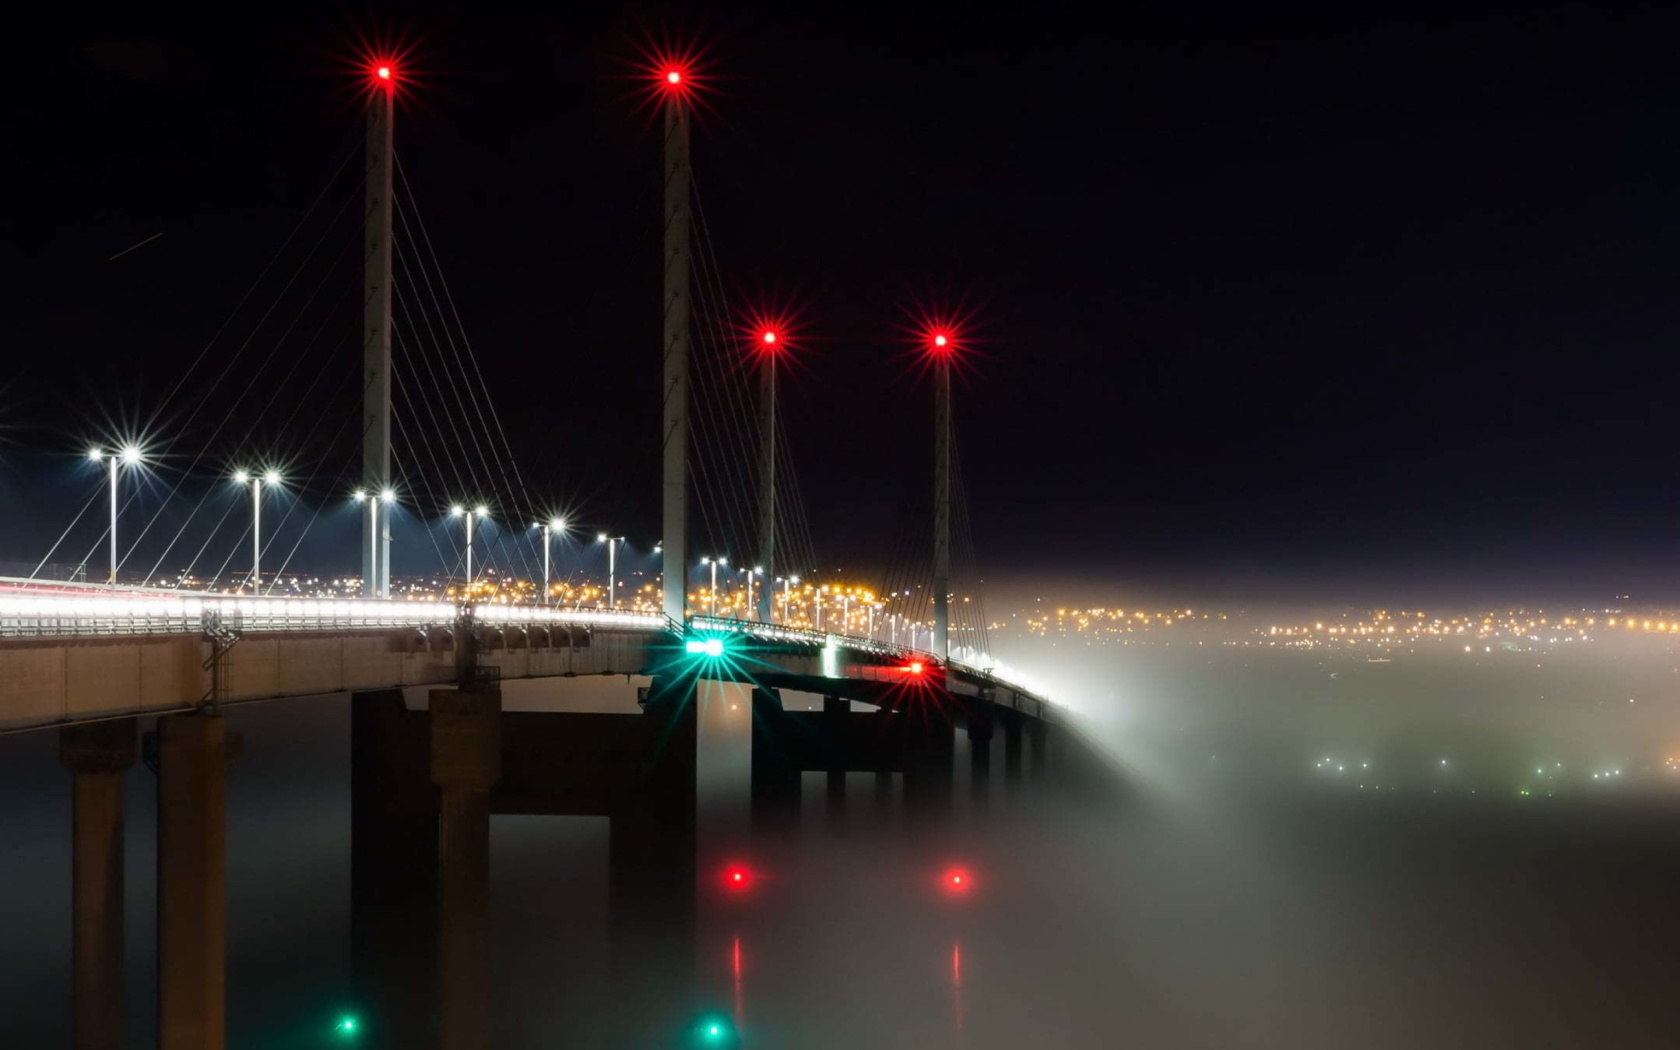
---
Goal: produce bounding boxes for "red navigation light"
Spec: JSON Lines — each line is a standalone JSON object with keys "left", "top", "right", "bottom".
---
{"left": 933, "top": 334, "right": 949, "bottom": 347}
{"left": 942, "top": 866, "right": 973, "bottom": 896}
{"left": 721, "top": 864, "right": 753, "bottom": 892}
{"left": 666, "top": 69, "right": 683, "bottom": 85}
{"left": 761, "top": 330, "right": 778, "bottom": 345}
{"left": 377, "top": 66, "right": 392, "bottom": 80}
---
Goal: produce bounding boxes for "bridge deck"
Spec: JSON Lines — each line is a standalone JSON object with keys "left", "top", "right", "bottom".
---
{"left": 0, "top": 594, "right": 1053, "bottom": 733}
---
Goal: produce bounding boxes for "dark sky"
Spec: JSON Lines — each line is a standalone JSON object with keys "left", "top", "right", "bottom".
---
{"left": 7, "top": 2, "right": 1680, "bottom": 602}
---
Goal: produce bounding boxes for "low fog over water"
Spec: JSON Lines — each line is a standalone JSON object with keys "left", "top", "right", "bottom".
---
{"left": 6, "top": 604, "right": 1680, "bottom": 1047}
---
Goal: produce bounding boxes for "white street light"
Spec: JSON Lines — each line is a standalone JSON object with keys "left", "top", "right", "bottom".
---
{"left": 451, "top": 504, "right": 489, "bottom": 588}
{"left": 238, "top": 468, "right": 281, "bottom": 594}
{"left": 701, "top": 556, "right": 728, "bottom": 617}
{"left": 743, "top": 566, "right": 763, "bottom": 621}
{"left": 535, "top": 516, "right": 567, "bottom": 606}
{"left": 91, "top": 446, "right": 145, "bottom": 586}
{"left": 596, "top": 534, "right": 625, "bottom": 609}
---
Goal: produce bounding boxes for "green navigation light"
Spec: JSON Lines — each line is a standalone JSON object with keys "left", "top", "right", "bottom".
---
{"left": 685, "top": 637, "right": 726, "bottom": 658}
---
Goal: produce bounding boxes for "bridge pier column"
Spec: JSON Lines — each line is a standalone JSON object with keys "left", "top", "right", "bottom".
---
{"left": 1002, "top": 713, "right": 1023, "bottom": 787}
{"left": 874, "top": 771, "right": 893, "bottom": 816}
{"left": 749, "top": 688, "right": 799, "bottom": 834}
{"left": 966, "top": 707, "right": 993, "bottom": 811}
{"left": 351, "top": 690, "right": 436, "bottom": 1049}
{"left": 155, "top": 712, "right": 239, "bottom": 1050}
{"left": 901, "top": 705, "right": 955, "bottom": 820}
{"left": 60, "top": 718, "right": 138, "bottom": 1050}
{"left": 609, "top": 676, "right": 698, "bottom": 1042}
{"left": 823, "top": 697, "right": 847, "bottom": 825}
{"left": 1027, "top": 717, "right": 1048, "bottom": 784}
{"left": 430, "top": 687, "right": 502, "bottom": 1050}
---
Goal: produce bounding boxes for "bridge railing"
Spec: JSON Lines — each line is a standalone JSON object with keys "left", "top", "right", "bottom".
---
{"left": 0, "top": 595, "right": 669, "bottom": 639}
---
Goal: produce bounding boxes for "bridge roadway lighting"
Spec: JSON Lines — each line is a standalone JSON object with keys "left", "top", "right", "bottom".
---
{"left": 235, "top": 469, "right": 281, "bottom": 595}
{"left": 742, "top": 566, "right": 763, "bottom": 621}
{"left": 89, "top": 445, "right": 144, "bottom": 586}
{"left": 597, "top": 533, "right": 625, "bottom": 609}
{"left": 534, "top": 517, "right": 566, "bottom": 606}
{"left": 700, "top": 556, "right": 727, "bottom": 617}
{"left": 450, "top": 504, "right": 489, "bottom": 589}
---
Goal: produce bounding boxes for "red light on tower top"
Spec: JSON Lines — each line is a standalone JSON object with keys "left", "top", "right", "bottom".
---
{"left": 941, "top": 866, "right": 974, "bottom": 896}
{"left": 377, "top": 66, "right": 392, "bottom": 80}
{"left": 666, "top": 69, "right": 683, "bottom": 85}
{"left": 761, "top": 330, "right": 778, "bottom": 345}
{"left": 720, "top": 863, "right": 754, "bottom": 893}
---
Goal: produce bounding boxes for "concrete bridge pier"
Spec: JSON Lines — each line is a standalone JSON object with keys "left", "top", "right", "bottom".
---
{"left": 900, "top": 710, "right": 954, "bottom": 820}
{"left": 351, "top": 689, "right": 436, "bottom": 1049}
{"left": 430, "top": 687, "right": 502, "bottom": 1050}
{"left": 874, "top": 771, "right": 893, "bottom": 815}
{"left": 59, "top": 718, "right": 138, "bottom": 1050}
{"left": 965, "top": 708, "right": 993, "bottom": 811}
{"left": 154, "top": 711, "right": 240, "bottom": 1050}
{"left": 607, "top": 675, "right": 699, "bottom": 1042}
{"left": 1002, "top": 712, "right": 1023, "bottom": 786}
{"left": 1027, "top": 718, "right": 1048, "bottom": 784}
{"left": 749, "top": 688, "right": 799, "bottom": 833}
{"left": 823, "top": 697, "right": 847, "bottom": 825}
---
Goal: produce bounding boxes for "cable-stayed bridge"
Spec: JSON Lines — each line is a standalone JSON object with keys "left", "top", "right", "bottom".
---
{"left": 12, "top": 51, "right": 1107, "bottom": 1050}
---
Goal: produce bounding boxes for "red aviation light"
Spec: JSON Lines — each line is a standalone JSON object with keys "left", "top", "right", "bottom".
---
{"left": 739, "top": 305, "right": 802, "bottom": 362}
{"left": 666, "top": 69, "right": 684, "bottom": 86}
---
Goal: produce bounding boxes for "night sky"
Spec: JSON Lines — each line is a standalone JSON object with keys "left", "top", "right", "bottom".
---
{"left": 8, "top": 3, "right": 1680, "bottom": 604}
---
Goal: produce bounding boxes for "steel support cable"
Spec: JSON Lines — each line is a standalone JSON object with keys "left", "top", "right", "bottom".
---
{"left": 393, "top": 158, "right": 549, "bottom": 572}
{"left": 388, "top": 414, "right": 458, "bottom": 580}
{"left": 687, "top": 191, "right": 766, "bottom": 558}
{"left": 250, "top": 372, "right": 362, "bottom": 593}
{"left": 391, "top": 280, "right": 476, "bottom": 505}
{"left": 30, "top": 489, "right": 102, "bottom": 580}
{"left": 390, "top": 195, "right": 542, "bottom": 587}
{"left": 179, "top": 492, "right": 246, "bottom": 590}
{"left": 682, "top": 270, "right": 755, "bottom": 561}
{"left": 126, "top": 182, "right": 363, "bottom": 580}
{"left": 773, "top": 417, "right": 821, "bottom": 584}
{"left": 682, "top": 283, "right": 750, "bottom": 555}
{"left": 688, "top": 287, "right": 760, "bottom": 566}
{"left": 953, "top": 442, "right": 990, "bottom": 658}
{"left": 143, "top": 135, "right": 363, "bottom": 435}
{"left": 389, "top": 331, "right": 467, "bottom": 571}
{"left": 685, "top": 180, "right": 764, "bottom": 553}
{"left": 140, "top": 254, "right": 360, "bottom": 587}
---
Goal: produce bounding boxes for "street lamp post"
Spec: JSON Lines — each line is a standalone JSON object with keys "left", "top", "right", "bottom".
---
{"left": 744, "top": 566, "right": 763, "bottom": 620}
{"left": 535, "top": 517, "right": 565, "bottom": 606}
{"left": 352, "top": 488, "right": 398, "bottom": 598}
{"left": 701, "top": 556, "right": 727, "bottom": 617}
{"left": 598, "top": 533, "right": 625, "bottom": 609}
{"left": 90, "top": 446, "right": 142, "bottom": 586}
{"left": 451, "top": 505, "right": 489, "bottom": 590}
{"left": 234, "top": 469, "right": 281, "bottom": 594}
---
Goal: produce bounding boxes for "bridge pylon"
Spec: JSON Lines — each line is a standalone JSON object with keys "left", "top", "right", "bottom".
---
{"left": 361, "top": 63, "right": 396, "bottom": 598}
{"left": 659, "top": 70, "right": 692, "bottom": 624}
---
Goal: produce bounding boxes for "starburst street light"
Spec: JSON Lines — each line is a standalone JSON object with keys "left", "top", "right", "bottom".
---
{"left": 701, "top": 555, "right": 728, "bottom": 617}
{"left": 235, "top": 468, "right": 282, "bottom": 594}
{"left": 89, "top": 445, "right": 146, "bottom": 586}
{"left": 596, "top": 533, "right": 626, "bottom": 609}
{"left": 450, "top": 504, "right": 490, "bottom": 587}
{"left": 534, "top": 516, "right": 568, "bottom": 606}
